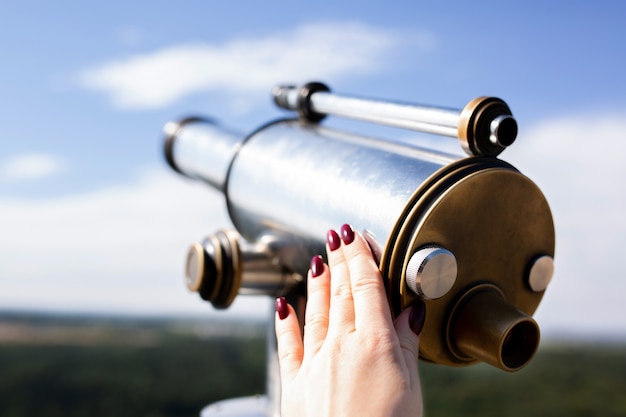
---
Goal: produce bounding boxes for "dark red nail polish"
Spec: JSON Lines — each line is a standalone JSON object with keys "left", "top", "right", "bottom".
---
{"left": 409, "top": 299, "right": 426, "bottom": 335}
{"left": 340, "top": 224, "right": 355, "bottom": 245}
{"left": 311, "top": 255, "right": 324, "bottom": 278}
{"left": 327, "top": 229, "right": 341, "bottom": 251}
{"left": 275, "top": 297, "right": 289, "bottom": 320}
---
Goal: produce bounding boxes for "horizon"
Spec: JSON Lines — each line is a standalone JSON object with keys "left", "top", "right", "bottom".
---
{"left": 2, "top": 307, "right": 626, "bottom": 345}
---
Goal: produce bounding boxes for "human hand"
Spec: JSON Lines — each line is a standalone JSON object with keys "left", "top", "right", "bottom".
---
{"left": 274, "top": 224, "right": 426, "bottom": 417}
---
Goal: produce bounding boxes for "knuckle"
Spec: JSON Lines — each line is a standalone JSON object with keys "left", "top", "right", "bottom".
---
{"left": 397, "top": 334, "right": 419, "bottom": 357}
{"left": 350, "top": 272, "right": 383, "bottom": 295}
{"left": 276, "top": 324, "right": 299, "bottom": 341}
{"left": 331, "top": 282, "right": 353, "bottom": 300}
{"left": 278, "top": 347, "right": 300, "bottom": 364}
{"left": 328, "top": 254, "right": 348, "bottom": 269}
{"left": 361, "top": 329, "right": 395, "bottom": 352}
{"left": 304, "top": 310, "right": 329, "bottom": 330}
{"left": 307, "top": 278, "right": 330, "bottom": 297}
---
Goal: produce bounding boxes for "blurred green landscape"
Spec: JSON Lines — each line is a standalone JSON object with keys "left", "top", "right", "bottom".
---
{"left": 1, "top": 311, "right": 625, "bottom": 417}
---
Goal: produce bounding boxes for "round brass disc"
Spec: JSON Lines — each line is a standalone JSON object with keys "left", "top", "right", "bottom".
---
{"left": 387, "top": 164, "right": 554, "bottom": 366}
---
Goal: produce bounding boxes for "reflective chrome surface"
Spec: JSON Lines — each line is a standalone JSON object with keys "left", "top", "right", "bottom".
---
{"left": 310, "top": 91, "right": 459, "bottom": 137}
{"left": 272, "top": 83, "right": 518, "bottom": 156}
{"left": 273, "top": 84, "right": 458, "bottom": 137}
{"left": 227, "top": 120, "right": 458, "bottom": 274}
{"left": 165, "top": 119, "right": 243, "bottom": 191}
{"left": 405, "top": 246, "right": 457, "bottom": 300}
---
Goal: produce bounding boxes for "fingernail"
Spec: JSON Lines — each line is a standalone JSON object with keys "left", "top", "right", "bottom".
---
{"left": 310, "top": 255, "right": 324, "bottom": 278}
{"left": 409, "top": 299, "right": 426, "bottom": 335}
{"left": 340, "top": 224, "right": 355, "bottom": 245}
{"left": 327, "top": 229, "right": 341, "bottom": 251}
{"left": 275, "top": 297, "right": 289, "bottom": 320}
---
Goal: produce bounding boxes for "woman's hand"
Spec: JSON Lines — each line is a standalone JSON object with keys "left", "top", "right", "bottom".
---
{"left": 275, "top": 224, "right": 425, "bottom": 417}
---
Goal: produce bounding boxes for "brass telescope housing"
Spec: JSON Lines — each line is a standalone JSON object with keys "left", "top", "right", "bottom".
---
{"left": 164, "top": 82, "right": 555, "bottom": 373}
{"left": 383, "top": 157, "right": 553, "bottom": 370}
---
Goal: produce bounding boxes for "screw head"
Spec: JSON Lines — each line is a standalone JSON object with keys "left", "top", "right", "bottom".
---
{"left": 185, "top": 243, "right": 206, "bottom": 292}
{"left": 406, "top": 247, "right": 458, "bottom": 300}
{"left": 528, "top": 255, "right": 554, "bottom": 292}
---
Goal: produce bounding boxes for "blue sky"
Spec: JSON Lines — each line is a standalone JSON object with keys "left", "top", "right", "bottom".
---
{"left": 1, "top": 1, "right": 625, "bottom": 338}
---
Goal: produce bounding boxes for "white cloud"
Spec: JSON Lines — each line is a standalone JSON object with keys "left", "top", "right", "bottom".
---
{"left": 0, "top": 169, "right": 270, "bottom": 318}
{"left": 0, "top": 153, "right": 66, "bottom": 181}
{"left": 78, "top": 22, "right": 429, "bottom": 109}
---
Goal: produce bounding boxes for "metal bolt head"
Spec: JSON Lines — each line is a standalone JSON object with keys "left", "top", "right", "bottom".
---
{"left": 528, "top": 255, "right": 554, "bottom": 292}
{"left": 406, "top": 247, "right": 458, "bottom": 300}
{"left": 185, "top": 243, "right": 206, "bottom": 292}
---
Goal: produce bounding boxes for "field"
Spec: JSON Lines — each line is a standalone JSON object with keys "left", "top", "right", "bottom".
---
{"left": 1, "top": 312, "right": 625, "bottom": 417}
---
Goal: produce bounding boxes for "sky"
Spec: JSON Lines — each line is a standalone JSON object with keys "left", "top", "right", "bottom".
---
{"left": 1, "top": 1, "right": 625, "bottom": 339}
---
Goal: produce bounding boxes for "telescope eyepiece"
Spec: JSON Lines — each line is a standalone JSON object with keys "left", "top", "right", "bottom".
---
{"left": 449, "top": 286, "right": 540, "bottom": 372}
{"left": 185, "top": 230, "right": 304, "bottom": 309}
{"left": 501, "top": 320, "right": 540, "bottom": 370}
{"left": 490, "top": 115, "right": 518, "bottom": 147}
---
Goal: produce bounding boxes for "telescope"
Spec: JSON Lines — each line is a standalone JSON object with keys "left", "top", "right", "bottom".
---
{"left": 163, "top": 82, "right": 555, "bottom": 415}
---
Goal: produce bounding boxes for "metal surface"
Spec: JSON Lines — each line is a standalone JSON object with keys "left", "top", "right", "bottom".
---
{"left": 272, "top": 83, "right": 517, "bottom": 157}
{"left": 166, "top": 115, "right": 554, "bottom": 371}
{"left": 384, "top": 163, "right": 554, "bottom": 369}
{"left": 405, "top": 246, "right": 457, "bottom": 300}
{"left": 457, "top": 96, "right": 517, "bottom": 157}
{"left": 226, "top": 120, "right": 457, "bottom": 274}
{"left": 185, "top": 230, "right": 303, "bottom": 309}
{"left": 527, "top": 255, "right": 555, "bottom": 292}
{"left": 450, "top": 285, "right": 540, "bottom": 371}
{"left": 164, "top": 118, "right": 243, "bottom": 191}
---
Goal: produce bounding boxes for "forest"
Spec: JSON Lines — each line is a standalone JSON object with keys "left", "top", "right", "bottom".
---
{"left": 0, "top": 312, "right": 625, "bottom": 417}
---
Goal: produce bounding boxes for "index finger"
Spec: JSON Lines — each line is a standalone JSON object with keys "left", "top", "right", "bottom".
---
{"left": 339, "top": 224, "right": 394, "bottom": 331}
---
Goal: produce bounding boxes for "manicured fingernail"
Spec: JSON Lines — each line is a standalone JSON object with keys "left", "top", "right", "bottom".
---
{"left": 275, "top": 297, "right": 289, "bottom": 320}
{"left": 310, "top": 255, "right": 324, "bottom": 278}
{"left": 409, "top": 299, "right": 426, "bottom": 335}
{"left": 327, "top": 229, "right": 341, "bottom": 251}
{"left": 340, "top": 224, "right": 355, "bottom": 245}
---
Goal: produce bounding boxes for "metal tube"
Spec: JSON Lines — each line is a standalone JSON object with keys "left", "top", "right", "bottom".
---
{"left": 450, "top": 287, "right": 540, "bottom": 371}
{"left": 163, "top": 117, "right": 243, "bottom": 192}
{"left": 310, "top": 92, "right": 460, "bottom": 137}
{"left": 226, "top": 120, "right": 458, "bottom": 274}
{"left": 273, "top": 84, "right": 459, "bottom": 137}
{"left": 272, "top": 83, "right": 518, "bottom": 157}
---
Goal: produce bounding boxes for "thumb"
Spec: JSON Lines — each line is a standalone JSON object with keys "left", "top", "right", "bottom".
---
{"left": 394, "top": 299, "right": 425, "bottom": 387}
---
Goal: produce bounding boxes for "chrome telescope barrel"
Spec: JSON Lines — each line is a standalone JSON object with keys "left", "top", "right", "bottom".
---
{"left": 163, "top": 82, "right": 555, "bottom": 373}
{"left": 163, "top": 116, "right": 243, "bottom": 192}
{"left": 272, "top": 82, "right": 518, "bottom": 157}
{"left": 165, "top": 117, "right": 459, "bottom": 292}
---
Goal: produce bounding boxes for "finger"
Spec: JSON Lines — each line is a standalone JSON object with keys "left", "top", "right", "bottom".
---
{"left": 275, "top": 297, "right": 303, "bottom": 384}
{"left": 393, "top": 300, "right": 425, "bottom": 390}
{"left": 326, "top": 228, "right": 356, "bottom": 334}
{"left": 303, "top": 255, "right": 331, "bottom": 357}
{"left": 339, "top": 224, "right": 393, "bottom": 331}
